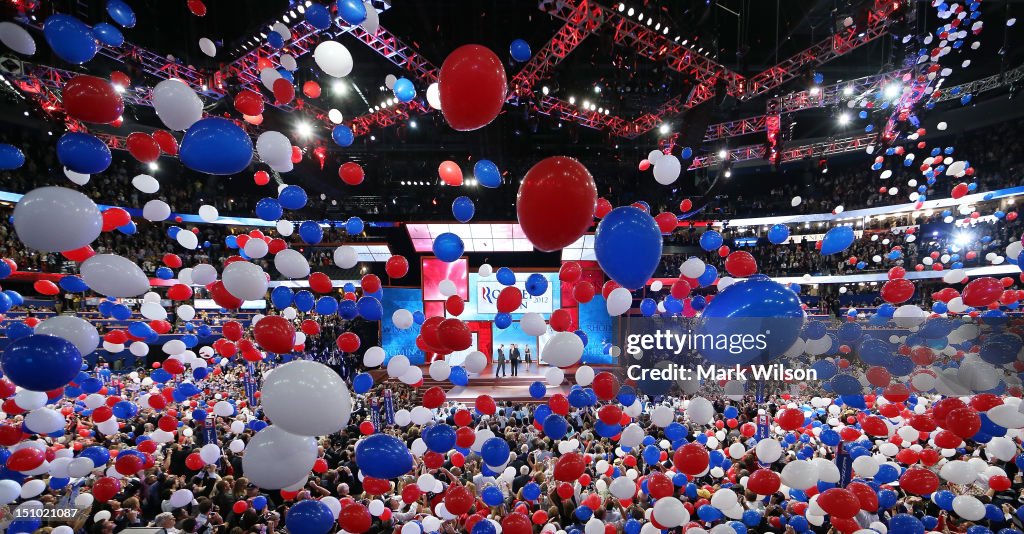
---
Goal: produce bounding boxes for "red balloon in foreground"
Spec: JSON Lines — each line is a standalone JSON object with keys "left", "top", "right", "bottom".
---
{"left": 63, "top": 75, "right": 124, "bottom": 124}
{"left": 339, "top": 162, "right": 365, "bottom": 185}
{"left": 517, "top": 156, "right": 597, "bottom": 252}
{"left": 724, "top": 251, "right": 757, "bottom": 277}
{"left": 438, "top": 44, "right": 507, "bottom": 131}
{"left": 880, "top": 278, "right": 915, "bottom": 303}
{"left": 253, "top": 315, "right": 295, "bottom": 354}
{"left": 126, "top": 132, "right": 161, "bottom": 163}
{"left": 385, "top": 255, "right": 409, "bottom": 278}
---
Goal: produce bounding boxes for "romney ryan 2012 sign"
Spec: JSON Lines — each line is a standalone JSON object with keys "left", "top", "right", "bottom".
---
{"left": 473, "top": 273, "right": 554, "bottom": 315}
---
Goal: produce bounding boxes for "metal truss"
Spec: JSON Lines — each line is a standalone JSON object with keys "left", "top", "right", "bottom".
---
{"left": 931, "top": 64, "right": 1024, "bottom": 103}
{"left": 347, "top": 100, "right": 429, "bottom": 137}
{"left": 689, "top": 133, "right": 878, "bottom": 169}
{"left": 509, "top": 0, "right": 605, "bottom": 100}
{"left": 0, "top": 55, "right": 155, "bottom": 107}
{"left": 534, "top": 94, "right": 630, "bottom": 131}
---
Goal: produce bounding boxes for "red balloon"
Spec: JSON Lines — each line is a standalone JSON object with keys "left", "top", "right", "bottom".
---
{"left": 336, "top": 332, "right": 360, "bottom": 352}
{"left": 502, "top": 513, "right": 532, "bottom": 534}
{"left": 34, "top": 280, "right": 59, "bottom": 296}
{"left": 549, "top": 393, "right": 569, "bottom": 415}
{"left": 361, "top": 274, "right": 381, "bottom": 293}
{"left": 496, "top": 286, "right": 524, "bottom": 313}
{"left": 438, "top": 160, "right": 463, "bottom": 186}
{"left": 339, "top": 503, "right": 372, "bottom": 533}
{"left": 680, "top": 199, "right": 693, "bottom": 212}
{"left": 591, "top": 372, "right": 619, "bottom": 400}
{"left": 816, "top": 488, "right": 861, "bottom": 518}
{"left": 272, "top": 78, "right": 294, "bottom": 104}
{"left": 302, "top": 81, "right": 321, "bottom": 98}
{"left": 445, "top": 295, "right": 465, "bottom": 316}
{"left": 944, "top": 407, "right": 981, "bottom": 438}
{"left": 7, "top": 447, "right": 45, "bottom": 471}
{"left": 62, "top": 245, "right": 95, "bottom": 262}
{"left": 253, "top": 315, "right": 296, "bottom": 354}
{"left": 559, "top": 262, "right": 582, "bottom": 283}
{"left": 124, "top": 132, "right": 161, "bottom": 163}
{"left": 359, "top": 421, "right": 374, "bottom": 435}
{"left": 151, "top": 130, "right": 178, "bottom": 155}
{"left": 339, "top": 162, "right": 365, "bottom": 185}
{"left": 724, "top": 251, "right": 758, "bottom": 277}
{"left": 385, "top": 255, "right": 409, "bottom": 278}
{"left": 115, "top": 453, "right": 144, "bottom": 475}
{"left": 232, "top": 501, "right": 248, "bottom": 514}
{"left": 776, "top": 408, "right": 805, "bottom": 431}
{"left": 847, "top": 482, "right": 878, "bottom": 512}
{"left": 187, "top": 0, "right": 207, "bottom": 16}
{"left": 672, "top": 443, "right": 709, "bottom": 476}
{"left": 655, "top": 212, "right": 677, "bottom": 233}
{"left": 93, "top": 477, "right": 121, "bottom": 501}
{"left": 308, "top": 272, "right": 333, "bottom": 293}
{"left": 597, "top": 405, "right": 622, "bottom": 425}
{"left": 952, "top": 182, "right": 969, "bottom": 199}
{"left": 962, "top": 277, "right": 1003, "bottom": 307}
{"left": 880, "top": 278, "right": 915, "bottom": 304}
{"left": 549, "top": 309, "right": 572, "bottom": 332}
{"left": 747, "top": 469, "right": 781, "bottom": 495}
{"left": 572, "top": 281, "right": 595, "bottom": 303}
{"left": 455, "top": 427, "right": 475, "bottom": 449}
{"left": 647, "top": 473, "right": 673, "bottom": 498}
{"left": 63, "top": 75, "right": 123, "bottom": 123}
{"left": 222, "top": 321, "right": 243, "bottom": 341}
{"left": 887, "top": 266, "right": 906, "bottom": 280}
{"left": 475, "top": 395, "right": 496, "bottom": 415}
{"left": 102, "top": 207, "right": 132, "bottom": 231}
{"left": 444, "top": 485, "right": 474, "bottom": 514}
{"left": 899, "top": 467, "right": 939, "bottom": 495}
{"left": 438, "top": 44, "right": 507, "bottom": 131}
{"left": 517, "top": 156, "right": 597, "bottom": 252}
{"left": 437, "top": 318, "right": 472, "bottom": 351}
{"left": 185, "top": 452, "right": 204, "bottom": 470}
{"left": 208, "top": 280, "right": 243, "bottom": 309}
{"left": 553, "top": 452, "right": 586, "bottom": 482}
{"left": 234, "top": 89, "right": 264, "bottom": 116}
{"left": 422, "top": 386, "right": 446, "bottom": 409}
{"left": 291, "top": 145, "right": 302, "bottom": 164}
{"left": 253, "top": 170, "right": 270, "bottom": 185}
{"left": 595, "top": 198, "right": 613, "bottom": 218}
{"left": 990, "top": 475, "right": 1012, "bottom": 492}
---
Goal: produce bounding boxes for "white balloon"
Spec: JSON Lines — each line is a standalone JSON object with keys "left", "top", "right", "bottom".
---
{"left": 521, "top": 312, "right": 547, "bottom": 336}
{"left": 81, "top": 254, "right": 150, "bottom": 297}
{"left": 260, "top": 67, "right": 282, "bottom": 91}
{"left": 0, "top": 22, "right": 36, "bottom": 55}
{"left": 791, "top": 196, "right": 802, "bottom": 207}
{"left": 191, "top": 263, "right": 217, "bottom": 286}
{"left": 465, "top": 351, "right": 487, "bottom": 373}
{"left": 170, "top": 488, "right": 194, "bottom": 508}
{"left": 14, "top": 187, "right": 102, "bottom": 252}
{"left": 426, "top": 82, "right": 442, "bottom": 110}
{"left": 20, "top": 479, "right": 45, "bottom": 499}
{"left": 280, "top": 54, "right": 297, "bottom": 71}
{"left": 152, "top": 79, "right": 203, "bottom": 131}
{"left": 244, "top": 238, "right": 269, "bottom": 259}
{"left": 328, "top": 108, "right": 344, "bottom": 124}
{"left": 222, "top": 261, "right": 268, "bottom": 301}
{"left": 129, "top": 341, "right": 149, "bottom": 356}
{"left": 143, "top": 199, "right": 171, "bottom": 221}
{"left": 681, "top": 257, "right": 706, "bottom": 278}
{"left": 35, "top": 315, "right": 99, "bottom": 356}
{"left": 686, "top": 397, "right": 715, "bottom": 425}
{"left": 276, "top": 220, "right": 294, "bottom": 236}
{"left": 334, "top": 246, "right": 359, "bottom": 268}
{"left": 952, "top": 495, "right": 985, "bottom": 521}
{"left": 256, "top": 131, "right": 293, "bottom": 168}
{"left": 545, "top": 366, "right": 564, "bottom": 385}
{"left": 132, "top": 174, "right": 160, "bottom": 193}
{"left": 653, "top": 155, "right": 682, "bottom": 185}
{"left": 392, "top": 309, "right": 414, "bottom": 329}
{"left": 25, "top": 408, "right": 65, "bottom": 434}
{"left": 650, "top": 405, "right": 674, "bottom": 427}
{"left": 755, "top": 438, "right": 783, "bottom": 464}
{"left": 438, "top": 280, "right": 457, "bottom": 297}
{"left": 314, "top": 41, "right": 354, "bottom": 77}
{"left": 387, "top": 354, "right": 411, "bottom": 378}
{"left": 542, "top": 331, "right": 584, "bottom": 367}
{"left": 176, "top": 229, "right": 198, "bottom": 250}
{"left": 64, "top": 167, "right": 90, "bottom": 185}
{"left": 575, "top": 365, "right": 595, "bottom": 386}
{"left": 140, "top": 301, "right": 168, "bottom": 321}
{"left": 198, "top": 204, "right": 219, "bottom": 222}
{"left": 652, "top": 497, "right": 689, "bottom": 527}
{"left": 262, "top": 360, "right": 353, "bottom": 436}
{"left": 242, "top": 426, "right": 318, "bottom": 489}
{"left": 274, "top": 248, "right": 310, "bottom": 279}
{"left": 606, "top": 287, "right": 632, "bottom": 316}
{"left": 176, "top": 304, "right": 196, "bottom": 321}
{"left": 428, "top": 360, "right": 452, "bottom": 381}
{"left": 199, "top": 37, "right": 217, "bottom": 57}
{"left": 360, "top": 1, "right": 379, "bottom": 34}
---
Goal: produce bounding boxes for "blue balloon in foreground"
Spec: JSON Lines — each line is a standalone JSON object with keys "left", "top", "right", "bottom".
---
{"left": 305, "top": 3, "right": 332, "bottom": 29}
{"left": 452, "top": 196, "right": 475, "bottom": 222}
{"left": 696, "top": 278, "right": 804, "bottom": 365}
{"left": 44, "top": 14, "right": 98, "bottom": 64}
{"left": 338, "top": 0, "right": 367, "bottom": 24}
{"left": 92, "top": 22, "right": 124, "bottom": 47}
{"left": 180, "top": 118, "right": 253, "bottom": 175}
{"left": 0, "top": 144, "right": 24, "bottom": 170}
{"left": 278, "top": 185, "right": 307, "bottom": 210}
{"left": 57, "top": 132, "right": 111, "bottom": 174}
{"left": 433, "top": 232, "right": 464, "bottom": 262}
{"left": 820, "top": 225, "right": 856, "bottom": 255}
{"left": 699, "top": 230, "right": 723, "bottom": 251}
{"left": 510, "top": 39, "right": 532, "bottom": 61}
{"left": 1, "top": 334, "right": 83, "bottom": 391}
{"left": 355, "top": 434, "right": 413, "bottom": 479}
{"left": 475, "top": 160, "right": 501, "bottom": 188}
{"left": 393, "top": 78, "right": 416, "bottom": 102}
{"left": 285, "top": 499, "right": 334, "bottom": 534}
{"left": 332, "top": 125, "right": 354, "bottom": 147}
{"left": 298, "top": 221, "right": 323, "bottom": 244}
{"left": 525, "top": 273, "right": 548, "bottom": 296}
{"left": 106, "top": 0, "right": 137, "bottom": 27}
{"left": 595, "top": 206, "right": 662, "bottom": 289}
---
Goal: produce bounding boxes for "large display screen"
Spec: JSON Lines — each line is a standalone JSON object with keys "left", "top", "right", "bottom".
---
{"left": 381, "top": 287, "right": 426, "bottom": 364}
{"left": 463, "top": 272, "right": 560, "bottom": 320}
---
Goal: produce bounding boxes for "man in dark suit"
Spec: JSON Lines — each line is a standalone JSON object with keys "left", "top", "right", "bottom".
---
{"left": 495, "top": 344, "right": 506, "bottom": 377}
{"left": 510, "top": 344, "right": 521, "bottom": 377}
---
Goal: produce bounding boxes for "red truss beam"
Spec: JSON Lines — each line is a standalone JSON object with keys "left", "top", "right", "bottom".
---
{"left": 347, "top": 100, "right": 429, "bottom": 137}
{"left": 509, "top": 0, "right": 606, "bottom": 100}
{"left": 0, "top": 56, "right": 155, "bottom": 106}
{"left": 688, "top": 133, "right": 877, "bottom": 169}
{"left": 533, "top": 95, "right": 630, "bottom": 131}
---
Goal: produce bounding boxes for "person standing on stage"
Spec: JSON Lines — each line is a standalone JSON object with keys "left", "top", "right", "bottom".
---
{"left": 496, "top": 344, "right": 506, "bottom": 377}
{"left": 510, "top": 344, "right": 521, "bottom": 377}
{"left": 524, "top": 345, "right": 532, "bottom": 365}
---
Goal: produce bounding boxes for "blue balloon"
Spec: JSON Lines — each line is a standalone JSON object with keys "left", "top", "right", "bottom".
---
{"left": 639, "top": 298, "right": 657, "bottom": 317}
{"left": 353, "top": 373, "right": 373, "bottom": 394}
{"left": 595, "top": 207, "right": 662, "bottom": 289}
{"left": 522, "top": 482, "right": 542, "bottom": 500}
{"left": 767, "top": 224, "right": 790, "bottom": 244}
{"left": 480, "top": 437, "right": 510, "bottom": 466}
{"left": 889, "top": 514, "right": 924, "bottom": 534}
{"left": 422, "top": 424, "right": 457, "bottom": 452}
{"left": 299, "top": 221, "right": 324, "bottom": 244}
{"left": 473, "top": 520, "right": 497, "bottom": 534}
{"left": 393, "top": 77, "right": 416, "bottom": 102}
{"left": 315, "top": 296, "right": 338, "bottom": 316}
{"left": 57, "top": 132, "right": 111, "bottom": 174}
{"left": 0, "top": 293, "right": 11, "bottom": 314}
{"left": 267, "top": 31, "right": 284, "bottom": 49}
{"left": 529, "top": 381, "right": 546, "bottom": 399}
{"left": 699, "top": 230, "right": 724, "bottom": 251}
{"left": 1, "top": 335, "right": 82, "bottom": 391}
{"left": 820, "top": 226, "right": 856, "bottom": 255}
{"left": 474, "top": 160, "right": 501, "bottom": 188}
{"left": 494, "top": 312, "right": 512, "bottom": 329}
{"left": 509, "top": 39, "right": 531, "bottom": 61}
{"left": 543, "top": 414, "right": 569, "bottom": 439}
{"left": 293, "top": 290, "right": 315, "bottom": 312}
{"left": 285, "top": 500, "right": 334, "bottom": 534}
{"left": 432, "top": 232, "right": 464, "bottom": 262}
{"left": 305, "top": 2, "right": 332, "bottom": 28}
{"left": 525, "top": 273, "right": 548, "bottom": 296}
{"left": 180, "top": 118, "right": 253, "bottom": 175}
{"left": 449, "top": 366, "right": 469, "bottom": 386}
{"left": 332, "top": 125, "right": 354, "bottom": 147}
{"left": 696, "top": 278, "right": 804, "bottom": 364}
{"left": 92, "top": 22, "right": 124, "bottom": 46}
{"left": 339, "top": 299, "right": 358, "bottom": 320}
{"left": 270, "top": 286, "right": 294, "bottom": 309}
{"left": 346, "top": 217, "right": 365, "bottom": 235}
{"left": 59, "top": 276, "right": 89, "bottom": 293}
{"left": 357, "top": 297, "right": 383, "bottom": 321}
{"left": 338, "top": 0, "right": 367, "bottom": 24}
{"left": 452, "top": 196, "right": 475, "bottom": 223}
{"left": 43, "top": 14, "right": 98, "bottom": 64}
{"left": 106, "top": 0, "right": 136, "bottom": 27}
{"left": 278, "top": 185, "right": 308, "bottom": 210}
{"left": 355, "top": 434, "right": 413, "bottom": 478}
{"left": 0, "top": 260, "right": 12, "bottom": 279}
{"left": 496, "top": 267, "right": 516, "bottom": 285}
{"left": 481, "top": 485, "right": 504, "bottom": 506}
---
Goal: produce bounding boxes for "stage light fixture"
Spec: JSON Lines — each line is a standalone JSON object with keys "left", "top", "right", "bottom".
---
{"left": 333, "top": 81, "right": 347, "bottom": 95}
{"left": 296, "top": 122, "right": 313, "bottom": 137}
{"left": 717, "top": 149, "right": 728, "bottom": 159}
{"left": 659, "top": 123, "right": 670, "bottom": 135}
{"left": 618, "top": 3, "right": 625, "bottom": 12}
{"left": 541, "top": 85, "right": 550, "bottom": 95}
{"left": 148, "top": 162, "right": 159, "bottom": 171}
{"left": 568, "top": 96, "right": 576, "bottom": 105}
{"left": 410, "top": 120, "right": 418, "bottom": 128}
{"left": 627, "top": 7, "right": 634, "bottom": 16}
{"left": 838, "top": 113, "right": 851, "bottom": 125}
{"left": 843, "top": 85, "right": 854, "bottom": 96}
{"left": 884, "top": 82, "right": 902, "bottom": 99}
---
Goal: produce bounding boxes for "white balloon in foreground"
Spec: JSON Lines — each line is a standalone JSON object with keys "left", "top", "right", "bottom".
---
{"left": 80, "top": 254, "right": 150, "bottom": 297}
{"left": 14, "top": 187, "right": 102, "bottom": 252}
{"left": 152, "top": 79, "right": 203, "bottom": 131}
{"left": 242, "top": 426, "right": 318, "bottom": 489}
{"left": 542, "top": 331, "right": 584, "bottom": 367}
{"left": 314, "top": 41, "right": 354, "bottom": 78}
{"left": 261, "top": 360, "right": 353, "bottom": 436}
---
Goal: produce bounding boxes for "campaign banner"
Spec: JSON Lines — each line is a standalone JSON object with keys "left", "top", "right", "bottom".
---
{"left": 470, "top": 272, "right": 557, "bottom": 316}
{"left": 370, "top": 397, "right": 381, "bottom": 430}
{"left": 383, "top": 389, "right": 395, "bottom": 426}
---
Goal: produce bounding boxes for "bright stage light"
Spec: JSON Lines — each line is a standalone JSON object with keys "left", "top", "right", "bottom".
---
{"left": 717, "top": 149, "right": 728, "bottom": 159}
{"left": 148, "top": 162, "right": 159, "bottom": 171}
{"left": 884, "top": 82, "right": 902, "bottom": 100}
{"left": 659, "top": 124, "right": 670, "bottom": 135}
{"left": 333, "top": 81, "right": 347, "bottom": 95}
{"left": 838, "top": 113, "right": 851, "bottom": 125}
{"left": 954, "top": 232, "right": 974, "bottom": 247}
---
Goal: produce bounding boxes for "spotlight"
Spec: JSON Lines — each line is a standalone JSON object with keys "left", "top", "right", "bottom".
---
{"left": 282, "top": 14, "right": 290, "bottom": 22}
{"left": 682, "top": 39, "right": 688, "bottom": 45}
{"left": 627, "top": 7, "right": 634, "bottom": 16}
{"left": 724, "top": 169, "right": 732, "bottom": 178}
{"left": 370, "top": 135, "right": 376, "bottom": 141}
{"left": 663, "top": 27, "right": 669, "bottom": 34}
{"left": 541, "top": 85, "right": 550, "bottom": 95}
{"left": 659, "top": 123, "right": 670, "bottom": 135}
{"left": 305, "top": 0, "right": 312, "bottom": 5}
{"left": 954, "top": 232, "right": 974, "bottom": 247}
{"left": 717, "top": 148, "right": 727, "bottom": 159}
{"left": 401, "top": 181, "right": 406, "bottom": 186}
{"left": 333, "top": 81, "right": 347, "bottom": 95}
{"left": 296, "top": 121, "right": 313, "bottom": 137}
{"left": 568, "top": 96, "right": 576, "bottom": 105}
{"left": 809, "top": 86, "right": 820, "bottom": 96}
{"left": 838, "top": 113, "right": 851, "bottom": 125}
{"left": 113, "top": 84, "right": 126, "bottom": 93}
{"left": 618, "top": 3, "right": 625, "bottom": 12}
{"left": 647, "top": 17, "right": 653, "bottom": 26}
{"left": 843, "top": 85, "right": 854, "bottom": 96}
{"left": 594, "top": 86, "right": 601, "bottom": 94}
{"left": 297, "top": 4, "right": 305, "bottom": 13}
{"left": 655, "top": 22, "right": 661, "bottom": 30}
{"left": 583, "top": 100, "right": 591, "bottom": 109}
{"left": 884, "top": 82, "right": 902, "bottom": 100}
{"left": 410, "top": 120, "right": 417, "bottom": 128}
{"left": 148, "top": 162, "right": 159, "bottom": 171}
{"left": 604, "top": 109, "right": 610, "bottom": 115}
